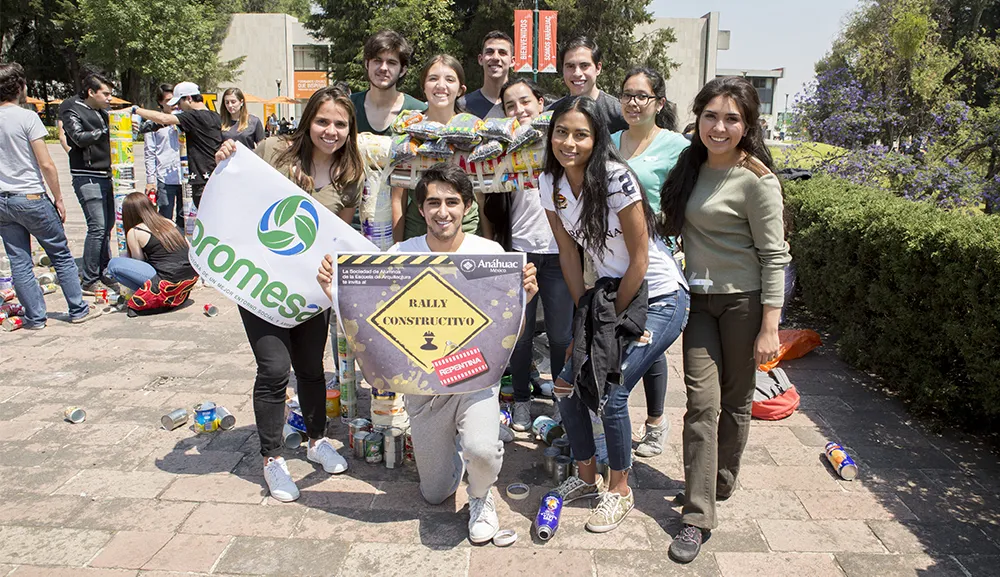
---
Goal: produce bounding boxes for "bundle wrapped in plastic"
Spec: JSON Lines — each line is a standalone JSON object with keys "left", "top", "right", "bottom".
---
{"left": 507, "top": 124, "right": 543, "bottom": 154}
{"left": 416, "top": 139, "right": 454, "bottom": 159}
{"left": 439, "top": 113, "right": 484, "bottom": 150}
{"left": 468, "top": 140, "right": 505, "bottom": 162}
{"left": 405, "top": 120, "right": 445, "bottom": 141}
{"left": 357, "top": 133, "right": 393, "bottom": 169}
{"left": 390, "top": 135, "right": 418, "bottom": 163}
{"left": 391, "top": 109, "right": 425, "bottom": 133}
{"left": 478, "top": 117, "right": 520, "bottom": 144}
{"left": 532, "top": 110, "right": 553, "bottom": 130}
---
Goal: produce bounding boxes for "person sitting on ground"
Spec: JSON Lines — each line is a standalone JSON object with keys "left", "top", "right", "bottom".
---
{"left": 317, "top": 163, "right": 538, "bottom": 544}
{"left": 106, "top": 192, "right": 197, "bottom": 313}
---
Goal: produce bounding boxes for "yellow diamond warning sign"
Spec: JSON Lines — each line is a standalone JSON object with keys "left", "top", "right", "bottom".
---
{"left": 368, "top": 269, "right": 492, "bottom": 372}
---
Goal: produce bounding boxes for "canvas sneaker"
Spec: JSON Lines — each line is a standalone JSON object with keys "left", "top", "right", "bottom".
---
{"left": 554, "top": 474, "right": 605, "bottom": 503}
{"left": 511, "top": 401, "right": 532, "bottom": 432}
{"left": 80, "top": 281, "right": 110, "bottom": 297}
{"left": 585, "top": 488, "right": 635, "bottom": 533}
{"left": 70, "top": 306, "right": 103, "bottom": 324}
{"left": 634, "top": 420, "right": 668, "bottom": 457}
{"left": 669, "top": 524, "right": 706, "bottom": 564}
{"left": 307, "top": 438, "right": 348, "bottom": 474}
{"left": 468, "top": 490, "right": 499, "bottom": 544}
{"left": 264, "top": 456, "right": 300, "bottom": 502}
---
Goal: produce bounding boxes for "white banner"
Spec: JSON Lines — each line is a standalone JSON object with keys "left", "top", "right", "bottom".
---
{"left": 190, "top": 142, "right": 377, "bottom": 328}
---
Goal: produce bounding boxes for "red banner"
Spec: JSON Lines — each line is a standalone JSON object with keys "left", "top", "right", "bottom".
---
{"left": 538, "top": 11, "right": 558, "bottom": 73}
{"left": 513, "top": 10, "right": 534, "bottom": 73}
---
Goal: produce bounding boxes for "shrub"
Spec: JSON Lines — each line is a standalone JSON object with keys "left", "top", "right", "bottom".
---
{"left": 46, "top": 125, "right": 58, "bottom": 141}
{"left": 784, "top": 175, "right": 1000, "bottom": 425}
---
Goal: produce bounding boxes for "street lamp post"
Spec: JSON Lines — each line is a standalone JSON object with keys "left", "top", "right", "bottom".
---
{"left": 784, "top": 93, "right": 789, "bottom": 134}
{"left": 276, "top": 78, "right": 282, "bottom": 120}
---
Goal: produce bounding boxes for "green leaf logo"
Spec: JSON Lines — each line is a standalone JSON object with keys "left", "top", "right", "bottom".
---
{"left": 257, "top": 196, "right": 320, "bottom": 256}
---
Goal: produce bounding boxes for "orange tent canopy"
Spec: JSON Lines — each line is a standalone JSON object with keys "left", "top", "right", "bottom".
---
{"left": 265, "top": 96, "right": 298, "bottom": 104}
{"left": 242, "top": 93, "right": 265, "bottom": 103}
{"left": 25, "top": 96, "right": 44, "bottom": 105}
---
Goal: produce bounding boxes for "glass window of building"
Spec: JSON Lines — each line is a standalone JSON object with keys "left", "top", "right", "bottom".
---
{"left": 294, "top": 45, "right": 326, "bottom": 71}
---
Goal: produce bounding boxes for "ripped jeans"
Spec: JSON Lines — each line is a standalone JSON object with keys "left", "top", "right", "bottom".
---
{"left": 556, "top": 287, "right": 689, "bottom": 471}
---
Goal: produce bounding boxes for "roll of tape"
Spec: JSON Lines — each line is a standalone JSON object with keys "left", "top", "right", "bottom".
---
{"left": 505, "top": 483, "right": 530, "bottom": 500}
{"left": 492, "top": 529, "right": 518, "bottom": 547}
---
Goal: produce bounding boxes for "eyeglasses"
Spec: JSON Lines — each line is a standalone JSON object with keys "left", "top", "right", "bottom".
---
{"left": 620, "top": 93, "right": 655, "bottom": 106}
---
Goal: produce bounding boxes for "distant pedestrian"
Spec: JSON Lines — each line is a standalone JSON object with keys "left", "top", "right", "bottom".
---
{"left": 0, "top": 62, "right": 102, "bottom": 327}
{"left": 139, "top": 83, "right": 183, "bottom": 229}
{"left": 60, "top": 70, "right": 118, "bottom": 295}
{"left": 220, "top": 87, "right": 265, "bottom": 149}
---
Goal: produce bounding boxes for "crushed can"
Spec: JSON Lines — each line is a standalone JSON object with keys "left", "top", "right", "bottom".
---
{"left": 534, "top": 491, "right": 563, "bottom": 541}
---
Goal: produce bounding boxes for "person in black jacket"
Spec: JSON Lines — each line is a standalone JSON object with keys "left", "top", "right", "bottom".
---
{"left": 59, "top": 71, "right": 118, "bottom": 294}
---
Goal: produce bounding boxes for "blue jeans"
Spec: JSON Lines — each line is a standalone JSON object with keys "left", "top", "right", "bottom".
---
{"left": 0, "top": 192, "right": 89, "bottom": 326}
{"left": 557, "top": 287, "right": 690, "bottom": 471}
{"left": 156, "top": 182, "right": 184, "bottom": 230}
{"left": 511, "top": 252, "right": 574, "bottom": 402}
{"left": 72, "top": 176, "right": 114, "bottom": 286}
{"left": 106, "top": 257, "right": 157, "bottom": 291}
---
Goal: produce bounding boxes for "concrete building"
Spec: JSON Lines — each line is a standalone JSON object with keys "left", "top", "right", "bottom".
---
{"left": 217, "top": 13, "right": 330, "bottom": 123}
{"left": 716, "top": 68, "right": 785, "bottom": 136}
{"left": 635, "top": 12, "right": 730, "bottom": 129}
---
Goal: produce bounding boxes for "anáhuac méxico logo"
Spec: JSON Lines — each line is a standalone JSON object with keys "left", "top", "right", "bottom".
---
{"left": 258, "top": 196, "right": 320, "bottom": 256}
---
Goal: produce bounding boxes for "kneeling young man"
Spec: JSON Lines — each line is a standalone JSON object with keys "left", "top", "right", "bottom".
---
{"left": 318, "top": 163, "right": 537, "bottom": 543}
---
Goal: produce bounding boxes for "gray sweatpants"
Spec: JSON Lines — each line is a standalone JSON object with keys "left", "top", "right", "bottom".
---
{"left": 404, "top": 385, "right": 504, "bottom": 504}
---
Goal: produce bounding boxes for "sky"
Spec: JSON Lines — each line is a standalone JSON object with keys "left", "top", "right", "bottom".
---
{"left": 649, "top": 0, "right": 862, "bottom": 114}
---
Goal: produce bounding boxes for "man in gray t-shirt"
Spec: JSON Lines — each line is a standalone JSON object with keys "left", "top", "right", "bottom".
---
{"left": 0, "top": 62, "right": 98, "bottom": 328}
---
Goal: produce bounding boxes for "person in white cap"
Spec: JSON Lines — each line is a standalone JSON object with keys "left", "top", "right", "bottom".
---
{"left": 133, "top": 81, "right": 222, "bottom": 208}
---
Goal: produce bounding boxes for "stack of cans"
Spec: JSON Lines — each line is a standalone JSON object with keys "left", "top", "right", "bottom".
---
{"left": 337, "top": 325, "right": 358, "bottom": 422}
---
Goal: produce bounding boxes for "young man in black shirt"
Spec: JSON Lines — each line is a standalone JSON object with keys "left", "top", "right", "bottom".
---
{"left": 557, "top": 36, "right": 627, "bottom": 134}
{"left": 462, "top": 31, "right": 513, "bottom": 119}
{"left": 133, "top": 81, "right": 222, "bottom": 207}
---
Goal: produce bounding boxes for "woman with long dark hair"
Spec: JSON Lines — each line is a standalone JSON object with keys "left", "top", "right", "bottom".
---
{"left": 660, "top": 76, "right": 790, "bottom": 563}
{"left": 612, "top": 67, "right": 691, "bottom": 458}
{"left": 391, "top": 54, "right": 479, "bottom": 241}
{"left": 215, "top": 85, "right": 364, "bottom": 502}
{"left": 540, "top": 96, "right": 689, "bottom": 534}
{"left": 105, "top": 192, "right": 197, "bottom": 311}
{"left": 220, "top": 87, "right": 265, "bottom": 149}
{"left": 479, "top": 78, "right": 572, "bottom": 431}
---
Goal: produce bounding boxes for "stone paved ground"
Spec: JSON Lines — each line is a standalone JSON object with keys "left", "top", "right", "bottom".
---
{"left": 0, "top": 145, "right": 997, "bottom": 576}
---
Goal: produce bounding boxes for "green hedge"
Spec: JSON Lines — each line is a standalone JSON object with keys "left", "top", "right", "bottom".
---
{"left": 784, "top": 175, "right": 1000, "bottom": 424}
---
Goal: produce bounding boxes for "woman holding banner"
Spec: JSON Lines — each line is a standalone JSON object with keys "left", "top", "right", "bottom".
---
{"left": 540, "top": 95, "right": 689, "bottom": 534}
{"left": 215, "top": 85, "right": 364, "bottom": 502}
{"left": 391, "top": 54, "right": 480, "bottom": 242}
{"left": 220, "top": 87, "right": 265, "bottom": 150}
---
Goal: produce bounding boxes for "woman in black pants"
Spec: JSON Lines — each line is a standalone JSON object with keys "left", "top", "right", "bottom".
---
{"left": 216, "top": 85, "right": 365, "bottom": 501}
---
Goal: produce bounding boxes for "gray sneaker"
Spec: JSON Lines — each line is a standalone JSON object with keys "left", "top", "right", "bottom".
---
{"left": 71, "top": 305, "right": 104, "bottom": 324}
{"left": 585, "top": 488, "right": 635, "bottom": 533}
{"left": 511, "top": 401, "right": 531, "bottom": 432}
{"left": 554, "top": 475, "right": 605, "bottom": 503}
{"left": 80, "top": 281, "right": 109, "bottom": 297}
{"left": 635, "top": 420, "right": 668, "bottom": 457}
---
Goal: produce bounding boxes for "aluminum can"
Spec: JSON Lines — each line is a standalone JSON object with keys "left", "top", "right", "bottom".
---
{"left": 341, "top": 400, "right": 358, "bottom": 422}
{"left": 282, "top": 423, "right": 303, "bottom": 448}
{"left": 348, "top": 418, "right": 372, "bottom": 450}
{"left": 2, "top": 316, "right": 24, "bottom": 331}
{"left": 551, "top": 437, "right": 571, "bottom": 457}
{"left": 404, "top": 428, "right": 415, "bottom": 461}
{"left": 825, "top": 442, "right": 859, "bottom": 480}
{"left": 1, "top": 302, "right": 25, "bottom": 318}
{"left": 32, "top": 252, "right": 51, "bottom": 267}
{"left": 542, "top": 447, "right": 561, "bottom": 476}
{"left": 216, "top": 406, "right": 236, "bottom": 430}
{"left": 39, "top": 283, "right": 57, "bottom": 295}
{"left": 204, "top": 304, "right": 218, "bottom": 317}
{"left": 534, "top": 491, "right": 563, "bottom": 541}
{"left": 161, "top": 408, "right": 188, "bottom": 430}
{"left": 553, "top": 455, "right": 571, "bottom": 485}
{"left": 194, "top": 402, "right": 218, "bottom": 433}
{"left": 352, "top": 431, "right": 368, "bottom": 459}
{"left": 384, "top": 427, "right": 405, "bottom": 469}
{"left": 499, "top": 409, "right": 512, "bottom": 428}
{"left": 64, "top": 407, "right": 86, "bottom": 424}
{"left": 93, "top": 288, "right": 108, "bottom": 304}
{"left": 365, "top": 432, "right": 384, "bottom": 463}
{"left": 37, "top": 272, "right": 57, "bottom": 285}
{"left": 286, "top": 410, "right": 306, "bottom": 433}
{"left": 0, "top": 288, "right": 15, "bottom": 302}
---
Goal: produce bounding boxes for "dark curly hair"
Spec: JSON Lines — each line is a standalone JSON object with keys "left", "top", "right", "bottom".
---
{"left": 0, "top": 62, "right": 27, "bottom": 103}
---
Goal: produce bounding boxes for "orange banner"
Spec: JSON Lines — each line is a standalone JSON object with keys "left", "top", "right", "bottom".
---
{"left": 294, "top": 71, "right": 328, "bottom": 99}
{"left": 513, "top": 10, "right": 533, "bottom": 73}
{"left": 538, "top": 11, "right": 558, "bottom": 73}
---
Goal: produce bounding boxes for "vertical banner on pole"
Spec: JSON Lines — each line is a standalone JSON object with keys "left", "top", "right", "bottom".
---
{"left": 109, "top": 110, "right": 135, "bottom": 256}
{"left": 538, "top": 11, "right": 559, "bottom": 73}
{"left": 513, "top": 10, "right": 534, "bottom": 73}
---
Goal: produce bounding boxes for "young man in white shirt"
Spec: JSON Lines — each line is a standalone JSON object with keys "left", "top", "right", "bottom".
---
{"left": 318, "top": 163, "right": 537, "bottom": 544}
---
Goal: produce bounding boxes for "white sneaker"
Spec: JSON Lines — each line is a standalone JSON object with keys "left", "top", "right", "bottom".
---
{"left": 307, "top": 438, "right": 348, "bottom": 474}
{"left": 468, "top": 490, "right": 500, "bottom": 544}
{"left": 263, "top": 456, "right": 299, "bottom": 502}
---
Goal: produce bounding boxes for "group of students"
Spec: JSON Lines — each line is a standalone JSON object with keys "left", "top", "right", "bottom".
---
{"left": 207, "top": 28, "right": 790, "bottom": 565}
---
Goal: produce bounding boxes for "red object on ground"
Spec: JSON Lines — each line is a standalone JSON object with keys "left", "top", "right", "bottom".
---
{"left": 433, "top": 347, "right": 489, "bottom": 386}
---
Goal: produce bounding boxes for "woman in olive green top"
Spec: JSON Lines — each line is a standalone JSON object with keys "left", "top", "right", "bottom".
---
{"left": 658, "top": 77, "right": 790, "bottom": 564}
{"left": 391, "top": 54, "right": 479, "bottom": 241}
{"left": 214, "top": 85, "right": 362, "bottom": 504}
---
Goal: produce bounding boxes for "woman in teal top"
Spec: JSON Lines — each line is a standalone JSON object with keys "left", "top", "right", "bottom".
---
{"left": 611, "top": 66, "right": 690, "bottom": 459}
